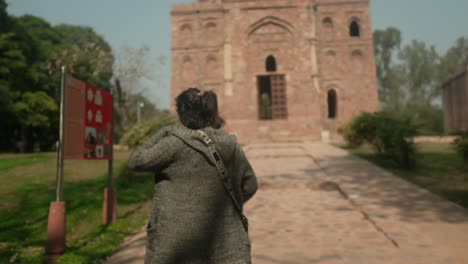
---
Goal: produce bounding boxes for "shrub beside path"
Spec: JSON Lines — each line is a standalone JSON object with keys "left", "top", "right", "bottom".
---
{"left": 103, "top": 142, "right": 468, "bottom": 264}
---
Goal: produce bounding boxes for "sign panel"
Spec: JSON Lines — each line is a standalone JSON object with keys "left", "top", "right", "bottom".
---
{"left": 84, "top": 83, "right": 113, "bottom": 160}
{"left": 64, "top": 75, "right": 113, "bottom": 160}
{"left": 64, "top": 76, "right": 86, "bottom": 160}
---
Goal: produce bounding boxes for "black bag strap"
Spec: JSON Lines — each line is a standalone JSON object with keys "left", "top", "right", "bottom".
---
{"left": 197, "top": 130, "right": 248, "bottom": 232}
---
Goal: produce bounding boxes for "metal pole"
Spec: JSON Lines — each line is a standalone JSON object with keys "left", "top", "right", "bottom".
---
{"left": 107, "top": 159, "right": 113, "bottom": 188}
{"left": 56, "top": 66, "right": 66, "bottom": 202}
{"left": 103, "top": 92, "right": 117, "bottom": 224}
{"left": 108, "top": 93, "right": 114, "bottom": 189}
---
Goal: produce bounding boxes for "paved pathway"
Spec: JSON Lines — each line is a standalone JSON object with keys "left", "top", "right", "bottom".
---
{"left": 104, "top": 142, "right": 468, "bottom": 264}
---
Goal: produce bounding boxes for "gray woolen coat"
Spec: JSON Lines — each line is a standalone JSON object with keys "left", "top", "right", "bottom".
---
{"left": 128, "top": 124, "right": 258, "bottom": 264}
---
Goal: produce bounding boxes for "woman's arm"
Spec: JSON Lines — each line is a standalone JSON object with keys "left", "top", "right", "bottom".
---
{"left": 128, "top": 127, "right": 176, "bottom": 171}
{"left": 237, "top": 145, "right": 258, "bottom": 203}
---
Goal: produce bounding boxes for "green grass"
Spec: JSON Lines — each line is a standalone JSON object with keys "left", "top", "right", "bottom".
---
{"left": 0, "top": 154, "right": 54, "bottom": 172}
{"left": 343, "top": 142, "right": 468, "bottom": 208}
{"left": 0, "top": 151, "right": 154, "bottom": 263}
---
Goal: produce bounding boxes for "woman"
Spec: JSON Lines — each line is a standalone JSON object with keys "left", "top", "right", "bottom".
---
{"left": 128, "top": 88, "right": 258, "bottom": 264}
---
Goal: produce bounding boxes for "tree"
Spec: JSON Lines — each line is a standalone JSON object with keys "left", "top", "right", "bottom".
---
{"left": 0, "top": 0, "right": 9, "bottom": 33}
{"left": 396, "top": 40, "right": 443, "bottom": 134}
{"left": 0, "top": 5, "right": 116, "bottom": 151}
{"left": 398, "top": 40, "right": 441, "bottom": 108}
{"left": 113, "top": 45, "right": 165, "bottom": 131}
{"left": 0, "top": 5, "right": 34, "bottom": 150}
{"left": 439, "top": 37, "right": 468, "bottom": 81}
{"left": 113, "top": 45, "right": 165, "bottom": 95}
{"left": 373, "top": 27, "right": 403, "bottom": 108}
{"left": 50, "top": 24, "right": 114, "bottom": 90}
{"left": 373, "top": 27, "right": 446, "bottom": 135}
{"left": 13, "top": 92, "right": 57, "bottom": 152}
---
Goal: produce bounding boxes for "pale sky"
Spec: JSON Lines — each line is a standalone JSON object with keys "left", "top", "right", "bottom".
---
{"left": 7, "top": 0, "right": 468, "bottom": 109}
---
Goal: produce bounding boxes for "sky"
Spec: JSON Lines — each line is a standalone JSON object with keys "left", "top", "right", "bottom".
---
{"left": 7, "top": 0, "right": 468, "bottom": 109}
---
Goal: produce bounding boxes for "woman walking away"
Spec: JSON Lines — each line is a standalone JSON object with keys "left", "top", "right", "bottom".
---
{"left": 128, "top": 88, "right": 258, "bottom": 264}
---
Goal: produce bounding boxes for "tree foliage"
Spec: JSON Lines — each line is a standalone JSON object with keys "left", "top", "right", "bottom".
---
{"left": 452, "top": 132, "right": 468, "bottom": 164}
{"left": 120, "top": 111, "right": 176, "bottom": 149}
{"left": 339, "top": 111, "right": 420, "bottom": 169}
{"left": 439, "top": 37, "right": 468, "bottom": 79}
{"left": 374, "top": 27, "right": 402, "bottom": 107}
{"left": 13, "top": 91, "right": 57, "bottom": 128}
{"left": 0, "top": 1, "right": 115, "bottom": 152}
{"left": 51, "top": 24, "right": 114, "bottom": 90}
{"left": 374, "top": 27, "right": 468, "bottom": 135}
{"left": 112, "top": 45, "right": 166, "bottom": 141}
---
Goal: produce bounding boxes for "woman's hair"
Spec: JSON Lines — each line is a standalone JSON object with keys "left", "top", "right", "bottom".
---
{"left": 175, "top": 88, "right": 225, "bottom": 129}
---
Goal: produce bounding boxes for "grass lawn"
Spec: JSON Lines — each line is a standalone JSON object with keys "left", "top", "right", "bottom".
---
{"left": 344, "top": 142, "right": 468, "bottom": 208}
{"left": 0, "top": 154, "right": 54, "bottom": 173}
{"left": 0, "top": 150, "right": 154, "bottom": 263}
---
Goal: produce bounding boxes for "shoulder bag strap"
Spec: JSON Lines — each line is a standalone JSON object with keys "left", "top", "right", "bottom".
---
{"left": 197, "top": 130, "right": 248, "bottom": 232}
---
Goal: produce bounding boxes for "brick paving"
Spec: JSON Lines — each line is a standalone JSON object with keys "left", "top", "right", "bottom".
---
{"left": 104, "top": 142, "right": 468, "bottom": 264}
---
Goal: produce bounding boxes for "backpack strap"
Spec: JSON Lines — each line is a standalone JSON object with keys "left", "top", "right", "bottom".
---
{"left": 197, "top": 130, "right": 248, "bottom": 232}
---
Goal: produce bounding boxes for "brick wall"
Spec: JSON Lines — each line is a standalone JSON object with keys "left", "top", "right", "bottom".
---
{"left": 171, "top": 0, "right": 379, "bottom": 143}
{"left": 442, "top": 65, "right": 468, "bottom": 133}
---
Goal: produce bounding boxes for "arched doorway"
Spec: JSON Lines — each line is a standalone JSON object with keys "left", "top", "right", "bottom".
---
{"left": 327, "top": 89, "right": 337, "bottom": 119}
{"left": 258, "top": 55, "right": 287, "bottom": 120}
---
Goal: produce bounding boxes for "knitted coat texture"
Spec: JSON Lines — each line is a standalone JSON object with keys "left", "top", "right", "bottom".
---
{"left": 128, "top": 124, "right": 258, "bottom": 264}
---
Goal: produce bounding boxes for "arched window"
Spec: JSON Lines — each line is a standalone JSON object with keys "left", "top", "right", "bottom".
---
{"left": 351, "top": 49, "right": 363, "bottom": 58}
{"left": 180, "top": 23, "right": 192, "bottom": 33}
{"left": 205, "top": 54, "right": 217, "bottom": 77}
{"left": 350, "top": 20, "right": 360, "bottom": 37}
{"left": 205, "top": 22, "right": 217, "bottom": 31}
{"left": 327, "top": 89, "right": 337, "bottom": 119}
{"left": 322, "top": 17, "right": 333, "bottom": 28}
{"left": 266, "top": 55, "right": 277, "bottom": 72}
{"left": 326, "top": 50, "right": 337, "bottom": 64}
{"left": 206, "top": 54, "right": 217, "bottom": 63}
{"left": 182, "top": 56, "right": 194, "bottom": 81}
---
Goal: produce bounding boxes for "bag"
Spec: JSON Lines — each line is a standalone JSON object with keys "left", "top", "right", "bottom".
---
{"left": 197, "top": 130, "right": 249, "bottom": 232}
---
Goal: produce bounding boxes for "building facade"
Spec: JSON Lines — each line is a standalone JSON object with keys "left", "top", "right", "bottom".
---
{"left": 442, "top": 65, "right": 468, "bottom": 133}
{"left": 171, "top": 0, "right": 379, "bottom": 143}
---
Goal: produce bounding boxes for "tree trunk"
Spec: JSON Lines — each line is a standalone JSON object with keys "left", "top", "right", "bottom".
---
{"left": 115, "top": 79, "right": 128, "bottom": 128}
{"left": 19, "top": 126, "right": 27, "bottom": 153}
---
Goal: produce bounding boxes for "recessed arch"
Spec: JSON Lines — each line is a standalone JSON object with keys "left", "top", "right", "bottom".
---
{"left": 351, "top": 49, "right": 363, "bottom": 59}
{"left": 326, "top": 50, "right": 337, "bottom": 64}
{"left": 247, "top": 16, "right": 294, "bottom": 37}
{"left": 205, "top": 21, "right": 217, "bottom": 30}
{"left": 182, "top": 55, "right": 195, "bottom": 81}
{"left": 322, "top": 17, "right": 333, "bottom": 28}
{"left": 182, "top": 55, "right": 192, "bottom": 63}
{"left": 266, "top": 55, "right": 277, "bottom": 72}
{"left": 205, "top": 54, "right": 217, "bottom": 77}
{"left": 326, "top": 50, "right": 337, "bottom": 57}
{"left": 327, "top": 89, "right": 337, "bottom": 119}
{"left": 350, "top": 19, "right": 360, "bottom": 37}
{"left": 180, "top": 23, "right": 192, "bottom": 33}
{"left": 206, "top": 54, "right": 217, "bottom": 63}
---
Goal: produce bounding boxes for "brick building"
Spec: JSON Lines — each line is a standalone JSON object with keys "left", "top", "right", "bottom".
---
{"left": 442, "top": 65, "right": 468, "bottom": 133}
{"left": 170, "top": 0, "right": 379, "bottom": 143}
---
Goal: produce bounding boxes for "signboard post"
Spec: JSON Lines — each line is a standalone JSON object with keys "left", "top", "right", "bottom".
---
{"left": 45, "top": 66, "right": 67, "bottom": 257}
{"left": 45, "top": 71, "right": 116, "bottom": 258}
{"left": 103, "top": 94, "right": 117, "bottom": 225}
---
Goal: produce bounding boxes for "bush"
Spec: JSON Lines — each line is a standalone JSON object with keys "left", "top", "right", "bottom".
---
{"left": 452, "top": 132, "right": 468, "bottom": 164}
{"left": 339, "top": 111, "right": 420, "bottom": 169}
{"left": 338, "top": 113, "right": 373, "bottom": 148}
{"left": 120, "top": 111, "right": 176, "bottom": 149}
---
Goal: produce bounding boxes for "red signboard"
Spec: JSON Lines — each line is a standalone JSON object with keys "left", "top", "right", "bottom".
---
{"left": 83, "top": 83, "right": 113, "bottom": 160}
{"left": 64, "top": 75, "right": 113, "bottom": 160}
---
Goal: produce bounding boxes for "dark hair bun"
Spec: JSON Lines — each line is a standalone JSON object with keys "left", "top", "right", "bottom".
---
{"left": 175, "top": 88, "right": 225, "bottom": 129}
